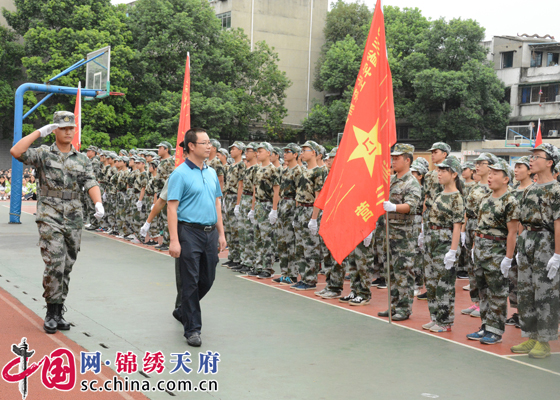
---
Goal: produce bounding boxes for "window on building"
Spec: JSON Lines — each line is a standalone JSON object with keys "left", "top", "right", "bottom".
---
{"left": 530, "top": 51, "right": 543, "bottom": 67}
{"left": 548, "top": 52, "right": 560, "bottom": 66}
{"left": 521, "top": 84, "right": 560, "bottom": 103}
{"left": 396, "top": 126, "right": 410, "bottom": 140}
{"left": 502, "top": 51, "right": 514, "bottom": 68}
{"left": 504, "top": 87, "right": 511, "bottom": 104}
{"left": 521, "top": 87, "right": 531, "bottom": 104}
{"left": 217, "top": 12, "right": 231, "bottom": 30}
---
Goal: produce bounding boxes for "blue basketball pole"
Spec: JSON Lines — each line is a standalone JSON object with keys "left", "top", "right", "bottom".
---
{"left": 9, "top": 83, "right": 99, "bottom": 224}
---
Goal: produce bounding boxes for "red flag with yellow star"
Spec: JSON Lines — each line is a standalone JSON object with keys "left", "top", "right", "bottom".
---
{"left": 315, "top": 1, "right": 396, "bottom": 264}
{"left": 175, "top": 53, "right": 191, "bottom": 167}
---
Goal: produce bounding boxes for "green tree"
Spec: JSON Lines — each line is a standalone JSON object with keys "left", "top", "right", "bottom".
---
{"left": 0, "top": 26, "right": 25, "bottom": 139}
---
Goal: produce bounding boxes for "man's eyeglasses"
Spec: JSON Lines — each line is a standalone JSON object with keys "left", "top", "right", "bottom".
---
{"left": 529, "top": 155, "right": 549, "bottom": 162}
{"left": 475, "top": 161, "right": 488, "bottom": 166}
{"left": 196, "top": 141, "right": 212, "bottom": 146}
{"left": 302, "top": 149, "right": 314, "bottom": 153}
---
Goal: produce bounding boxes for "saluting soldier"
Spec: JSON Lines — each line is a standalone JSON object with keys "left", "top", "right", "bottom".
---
{"left": 10, "top": 112, "right": 104, "bottom": 334}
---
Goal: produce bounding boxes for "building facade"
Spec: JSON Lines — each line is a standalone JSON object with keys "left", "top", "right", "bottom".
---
{"left": 0, "top": 0, "right": 16, "bottom": 28}
{"left": 209, "top": 0, "right": 327, "bottom": 128}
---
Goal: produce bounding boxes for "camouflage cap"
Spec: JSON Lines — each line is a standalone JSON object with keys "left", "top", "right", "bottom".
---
{"left": 121, "top": 156, "right": 129, "bottom": 163}
{"left": 391, "top": 143, "right": 415, "bottom": 156}
{"left": 135, "top": 157, "right": 147, "bottom": 165}
{"left": 107, "top": 152, "right": 117, "bottom": 159}
{"left": 149, "top": 159, "right": 160, "bottom": 168}
{"left": 474, "top": 152, "right": 499, "bottom": 165}
{"left": 99, "top": 151, "right": 107, "bottom": 158}
{"left": 210, "top": 139, "right": 221, "bottom": 149}
{"left": 218, "top": 148, "right": 229, "bottom": 157}
{"left": 556, "top": 161, "right": 560, "bottom": 173}
{"left": 415, "top": 157, "right": 430, "bottom": 170}
{"left": 328, "top": 147, "right": 338, "bottom": 158}
{"left": 153, "top": 155, "right": 161, "bottom": 160}
{"left": 319, "top": 145, "right": 326, "bottom": 157}
{"left": 229, "top": 141, "right": 246, "bottom": 152}
{"left": 410, "top": 159, "right": 428, "bottom": 175}
{"left": 436, "top": 155, "right": 462, "bottom": 175}
{"left": 156, "top": 141, "right": 172, "bottom": 151}
{"left": 53, "top": 111, "right": 75, "bottom": 128}
{"left": 114, "top": 156, "right": 123, "bottom": 162}
{"left": 129, "top": 149, "right": 137, "bottom": 155}
{"left": 245, "top": 142, "right": 258, "bottom": 151}
{"left": 489, "top": 160, "right": 513, "bottom": 181}
{"left": 257, "top": 142, "right": 274, "bottom": 153}
{"left": 272, "top": 146, "right": 282, "bottom": 155}
{"left": 283, "top": 143, "right": 300, "bottom": 154}
{"left": 531, "top": 143, "right": 560, "bottom": 164}
{"left": 462, "top": 162, "right": 476, "bottom": 170}
{"left": 119, "top": 149, "right": 129, "bottom": 156}
{"left": 301, "top": 140, "right": 320, "bottom": 153}
{"left": 86, "top": 145, "right": 98, "bottom": 153}
{"left": 428, "top": 142, "right": 452, "bottom": 154}
{"left": 514, "top": 156, "right": 531, "bottom": 168}
{"left": 138, "top": 150, "right": 146, "bottom": 155}
{"left": 148, "top": 151, "right": 157, "bottom": 158}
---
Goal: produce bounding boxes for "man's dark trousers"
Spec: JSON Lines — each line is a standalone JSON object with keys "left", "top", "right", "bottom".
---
{"left": 178, "top": 223, "right": 219, "bottom": 337}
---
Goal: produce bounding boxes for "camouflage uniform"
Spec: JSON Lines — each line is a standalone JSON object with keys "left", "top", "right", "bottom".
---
{"left": 145, "top": 172, "right": 159, "bottom": 238}
{"left": 277, "top": 162, "right": 302, "bottom": 278}
{"left": 208, "top": 156, "right": 224, "bottom": 180}
{"left": 133, "top": 168, "right": 150, "bottom": 237}
{"left": 108, "top": 163, "right": 121, "bottom": 231}
{"left": 517, "top": 179, "right": 560, "bottom": 342}
{"left": 102, "top": 163, "right": 117, "bottom": 230}
{"left": 294, "top": 166, "right": 326, "bottom": 285}
{"left": 115, "top": 167, "right": 129, "bottom": 236}
{"left": 154, "top": 156, "right": 175, "bottom": 244}
{"left": 253, "top": 160, "right": 280, "bottom": 274}
{"left": 239, "top": 163, "right": 258, "bottom": 266}
{"left": 410, "top": 158, "right": 428, "bottom": 288}
{"left": 474, "top": 185, "right": 519, "bottom": 335}
{"left": 224, "top": 158, "right": 245, "bottom": 264}
{"left": 16, "top": 142, "right": 98, "bottom": 304}
{"left": 125, "top": 167, "right": 139, "bottom": 236}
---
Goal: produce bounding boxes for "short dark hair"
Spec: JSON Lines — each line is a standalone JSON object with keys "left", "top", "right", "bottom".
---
{"left": 403, "top": 153, "right": 413, "bottom": 165}
{"left": 183, "top": 127, "right": 206, "bottom": 154}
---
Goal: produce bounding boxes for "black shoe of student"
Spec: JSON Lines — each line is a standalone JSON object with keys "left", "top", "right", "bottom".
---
{"left": 85, "top": 225, "right": 98, "bottom": 231}
{"left": 344, "top": 274, "right": 350, "bottom": 281}
{"left": 172, "top": 308, "right": 183, "bottom": 323}
{"left": 230, "top": 264, "right": 244, "bottom": 271}
{"left": 186, "top": 332, "right": 201, "bottom": 347}
{"left": 505, "top": 313, "right": 519, "bottom": 326}
{"left": 376, "top": 279, "right": 387, "bottom": 289}
{"left": 223, "top": 260, "right": 234, "bottom": 266}
{"left": 378, "top": 310, "right": 396, "bottom": 317}
{"left": 247, "top": 269, "right": 260, "bottom": 276}
{"left": 227, "top": 262, "right": 240, "bottom": 269}
{"left": 417, "top": 292, "right": 428, "bottom": 300}
{"left": 371, "top": 277, "right": 385, "bottom": 287}
{"left": 159, "top": 245, "right": 169, "bottom": 251}
{"left": 238, "top": 266, "right": 251, "bottom": 273}
{"left": 457, "top": 271, "right": 469, "bottom": 280}
{"left": 55, "top": 304, "right": 71, "bottom": 330}
{"left": 44, "top": 303, "right": 58, "bottom": 334}
{"left": 257, "top": 271, "right": 273, "bottom": 279}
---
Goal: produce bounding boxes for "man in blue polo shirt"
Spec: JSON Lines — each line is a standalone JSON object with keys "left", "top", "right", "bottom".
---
{"left": 167, "top": 127, "right": 227, "bottom": 347}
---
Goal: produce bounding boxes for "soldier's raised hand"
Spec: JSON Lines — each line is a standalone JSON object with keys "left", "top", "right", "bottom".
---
{"left": 38, "top": 124, "right": 59, "bottom": 138}
{"left": 546, "top": 253, "right": 560, "bottom": 280}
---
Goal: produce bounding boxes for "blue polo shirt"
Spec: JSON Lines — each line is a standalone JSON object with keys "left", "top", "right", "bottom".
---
{"left": 167, "top": 158, "right": 222, "bottom": 225}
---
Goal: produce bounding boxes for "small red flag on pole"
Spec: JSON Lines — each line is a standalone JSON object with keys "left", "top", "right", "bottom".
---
{"left": 534, "top": 118, "right": 542, "bottom": 148}
{"left": 315, "top": 0, "right": 397, "bottom": 264}
{"left": 72, "top": 81, "right": 82, "bottom": 151}
{"left": 175, "top": 53, "right": 191, "bottom": 167}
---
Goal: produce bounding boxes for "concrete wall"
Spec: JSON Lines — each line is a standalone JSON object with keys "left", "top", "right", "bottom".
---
{"left": 0, "top": 0, "right": 15, "bottom": 28}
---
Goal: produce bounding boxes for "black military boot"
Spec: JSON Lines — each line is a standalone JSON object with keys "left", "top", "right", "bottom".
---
{"left": 56, "top": 304, "right": 71, "bottom": 330}
{"left": 44, "top": 303, "right": 58, "bottom": 334}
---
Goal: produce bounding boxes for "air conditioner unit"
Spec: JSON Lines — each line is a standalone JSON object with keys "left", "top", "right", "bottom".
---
{"left": 556, "top": 95, "right": 560, "bottom": 102}
{"left": 549, "top": 130, "right": 559, "bottom": 137}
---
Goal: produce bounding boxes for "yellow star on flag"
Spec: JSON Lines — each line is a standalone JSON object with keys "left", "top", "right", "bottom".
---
{"left": 347, "top": 119, "right": 382, "bottom": 177}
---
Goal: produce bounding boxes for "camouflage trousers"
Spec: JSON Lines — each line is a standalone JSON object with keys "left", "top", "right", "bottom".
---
{"left": 132, "top": 192, "right": 147, "bottom": 238}
{"left": 116, "top": 191, "right": 127, "bottom": 235}
{"left": 347, "top": 242, "right": 373, "bottom": 299}
{"left": 254, "top": 201, "right": 275, "bottom": 274}
{"left": 517, "top": 230, "right": 560, "bottom": 342}
{"left": 508, "top": 254, "right": 518, "bottom": 309}
{"left": 83, "top": 191, "right": 95, "bottom": 226}
{"left": 465, "top": 218, "right": 479, "bottom": 302}
{"left": 124, "top": 189, "right": 136, "bottom": 237}
{"left": 238, "top": 195, "right": 256, "bottom": 266}
{"left": 373, "top": 218, "right": 386, "bottom": 278}
{"left": 276, "top": 198, "right": 298, "bottom": 278}
{"left": 318, "top": 212, "right": 335, "bottom": 275}
{"left": 411, "top": 215, "right": 424, "bottom": 288}
{"left": 473, "top": 237, "right": 510, "bottom": 335}
{"left": 386, "top": 223, "right": 416, "bottom": 316}
{"left": 157, "top": 203, "right": 169, "bottom": 244}
{"left": 37, "top": 221, "right": 82, "bottom": 304}
{"left": 294, "top": 206, "right": 321, "bottom": 285}
{"left": 224, "top": 194, "right": 241, "bottom": 263}
{"left": 102, "top": 192, "right": 117, "bottom": 230}
{"left": 425, "top": 228, "right": 459, "bottom": 326}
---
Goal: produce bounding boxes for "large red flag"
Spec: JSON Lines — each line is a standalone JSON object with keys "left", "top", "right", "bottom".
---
{"left": 175, "top": 53, "right": 191, "bottom": 167}
{"left": 534, "top": 118, "right": 542, "bottom": 148}
{"left": 72, "top": 81, "right": 81, "bottom": 151}
{"left": 315, "top": 1, "right": 396, "bottom": 264}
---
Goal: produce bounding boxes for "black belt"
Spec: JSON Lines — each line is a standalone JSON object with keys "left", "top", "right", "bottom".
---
{"left": 523, "top": 225, "right": 547, "bottom": 232}
{"left": 283, "top": 197, "right": 295, "bottom": 201}
{"left": 475, "top": 233, "right": 506, "bottom": 241}
{"left": 40, "top": 188, "right": 79, "bottom": 200}
{"left": 299, "top": 202, "right": 314, "bottom": 207}
{"left": 179, "top": 221, "right": 216, "bottom": 232}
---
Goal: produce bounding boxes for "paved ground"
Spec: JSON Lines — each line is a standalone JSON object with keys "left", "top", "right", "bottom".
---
{"left": 1, "top": 201, "right": 560, "bottom": 400}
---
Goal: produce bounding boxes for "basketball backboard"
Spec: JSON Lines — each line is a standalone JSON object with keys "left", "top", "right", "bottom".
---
{"left": 85, "top": 46, "right": 111, "bottom": 100}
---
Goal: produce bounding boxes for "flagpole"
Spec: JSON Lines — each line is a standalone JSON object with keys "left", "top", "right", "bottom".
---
{"left": 385, "top": 211, "right": 391, "bottom": 324}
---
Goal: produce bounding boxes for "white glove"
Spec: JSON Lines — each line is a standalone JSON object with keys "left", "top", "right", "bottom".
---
{"left": 140, "top": 221, "right": 150, "bottom": 237}
{"left": 102, "top": 192, "right": 107, "bottom": 202}
{"left": 248, "top": 209, "right": 255, "bottom": 224}
{"left": 94, "top": 202, "right": 105, "bottom": 220}
{"left": 515, "top": 252, "right": 519, "bottom": 266}
{"left": 38, "top": 124, "right": 59, "bottom": 138}
{"left": 444, "top": 249, "right": 457, "bottom": 270}
{"left": 418, "top": 232, "right": 424, "bottom": 249}
{"left": 383, "top": 201, "right": 397, "bottom": 212}
{"left": 136, "top": 200, "right": 143, "bottom": 211}
{"left": 546, "top": 253, "right": 560, "bottom": 280}
{"left": 471, "top": 248, "right": 475, "bottom": 262}
{"left": 460, "top": 232, "right": 466, "bottom": 247}
{"left": 308, "top": 219, "right": 318, "bottom": 235}
{"left": 500, "top": 257, "right": 513, "bottom": 278}
{"left": 234, "top": 205, "right": 240, "bottom": 218}
{"left": 151, "top": 204, "right": 154, "bottom": 210}
{"left": 269, "top": 209, "right": 278, "bottom": 225}
{"left": 363, "top": 231, "right": 373, "bottom": 247}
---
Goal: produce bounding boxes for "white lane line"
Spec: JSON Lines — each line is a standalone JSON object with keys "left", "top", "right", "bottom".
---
{"left": 236, "top": 274, "right": 560, "bottom": 377}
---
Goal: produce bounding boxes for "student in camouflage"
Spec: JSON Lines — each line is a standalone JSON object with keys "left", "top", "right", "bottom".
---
{"left": 457, "top": 162, "right": 477, "bottom": 279}
{"left": 291, "top": 141, "right": 326, "bottom": 291}
{"left": 248, "top": 142, "right": 280, "bottom": 278}
{"left": 271, "top": 143, "right": 302, "bottom": 284}
{"left": 114, "top": 157, "right": 129, "bottom": 238}
{"left": 207, "top": 139, "right": 225, "bottom": 192}
{"left": 10, "top": 111, "right": 104, "bottom": 334}
{"left": 154, "top": 141, "right": 175, "bottom": 250}
{"left": 133, "top": 158, "right": 150, "bottom": 241}
{"left": 410, "top": 157, "right": 429, "bottom": 294}
{"left": 423, "top": 156, "right": 464, "bottom": 332}
{"left": 125, "top": 157, "right": 139, "bottom": 240}
{"left": 222, "top": 141, "right": 245, "bottom": 267}
{"left": 466, "top": 160, "right": 519, "bottom": 344}
{"left": 377, "top": 144, "right": 422, "bottom": 317}
{"left": 84, "top": 146, "right": 101, "bottom": 228}
{"left": 144, "top": 159, "right": 160, "bottom": 244}
{"left": 340, "top": 237, "right": 374, "bottom": 305}
{"left": 102, "top": 153, "right": 117, "bottom": 231}
{"left": 462, "top": 152, "right": 499, "bottom": 316}
{"left": 511, "top": 144, "right": 560, "bottom": 359}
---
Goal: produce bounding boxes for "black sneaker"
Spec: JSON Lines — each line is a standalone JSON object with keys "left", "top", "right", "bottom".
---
{"left": 505, "top": 313, "right": 519, "bottom": 326}
{"left": 318, "top": 269, "right": 325, "bottom": 275}
{"left": 344, "top": 274, "right": 350, "bottom": 281}
{"left": 230, "top": 265, "right": 244, "bottom": 272}
{"left": 257, "top": 271, "right": 273, "bottom": 279}
{"left": 417, "top": 292, "right": 428, "bottom": 300}
{"left": 146, "top": 240, "right": 157, "bottom": 246}
{"left": 293, "top": 282, "right": 316, "bottom": 291}
{"left": 247, "top": 269, "right": 260, "bottom": 276}
{"left": 457, "top": 271, "right": 469, "bottom": 280}
{"left": 376, "top": 280, "right": 387, "bottom": 289}
{"left": 238, "top": 266, "right": 251, "bottom": 273}
{"left": 227, "top": 262, "right": 240, "bottom": 269}
{"left": 159, "top": 245, "right": 169, "bottom": 251}
{"left": 371, "top": 278, "right": 385, "bottom": 287}
{"left": 222, "top": 260, "right": 234, "bottom": 266}
{"left": 272, "top": 276, "right": 282, "bottom": 283}
{"left": 339, "top": 292, "right": 356, "bottom": 303}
